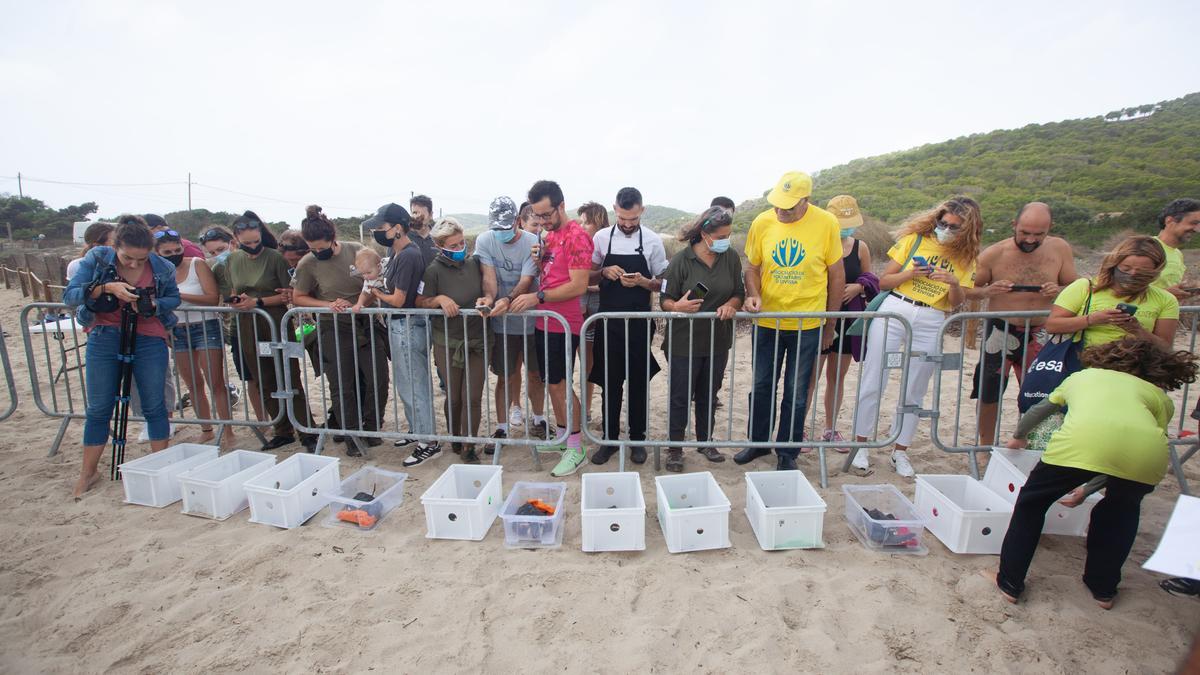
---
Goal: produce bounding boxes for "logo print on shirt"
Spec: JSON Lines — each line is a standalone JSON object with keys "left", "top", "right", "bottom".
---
{"left": 771, "top": 238, "right": 806, "bottom": 268}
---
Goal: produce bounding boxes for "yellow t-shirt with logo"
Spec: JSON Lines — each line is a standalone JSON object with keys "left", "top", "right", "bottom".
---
{"left": 1153, "top": 236, "right": 1185, "bottom": 289}
{"left": 745, "top": 205, "right": 843, "bottom": 330}
{"left": 889, "top": 233, "right": 976, "bottom": 312}
{"left": 1053, "top": 277, "right": 1180, "bottom": 348}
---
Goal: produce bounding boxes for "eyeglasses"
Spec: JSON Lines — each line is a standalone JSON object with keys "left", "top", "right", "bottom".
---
{"left": 280, "top": 245, "right": 310, "bottom": 253}
{"left": 936, "top": 219, "right": 963, "bottom": 232}
{"left": 531, "top": 209, "right": 558, "bottom": 222}
{"left": 153, "top": 229, "right": 181, "bottom": 240}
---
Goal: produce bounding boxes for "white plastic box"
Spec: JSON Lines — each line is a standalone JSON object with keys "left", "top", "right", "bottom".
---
{"left": 119, "top": 443, "right": 220, "bottom": 507}
{"left": 499, "top": 481, "right": 567, "bottom": 549}
{"left": 984, "top": 447, "right": 1099, "bottom": 537}
{"left": 581, "top": 472, "right": 646, "bottom": 552}
{"left": 244, "top": 454, "right": 340, "bottom": 529}
{"left": 654, "top": 472, "right": 731, "bottom": 553}
{"left": 744, "top": 470, "right": 827, "bottom": 550}
{"left": 914, "top": 475, "right": 1013, "bottom": 554}
{"left": 322, "top": 466, "right": 408, "bottom": 531}
{"left": 420, "top": 464, "right": 503, "bottom": 541}
{"left": 843, "top": 484, "right": 927, "bottom": 555}
{"left": 178, "top": 450, "right": 276, "bottom": 520}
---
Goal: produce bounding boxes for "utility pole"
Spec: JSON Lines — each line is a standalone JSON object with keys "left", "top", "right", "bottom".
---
{"left": 17, "top": 172, "right": 22, "bottom": 198}
{"left": 187, "top": 172, "right": 192, "bottom": 211}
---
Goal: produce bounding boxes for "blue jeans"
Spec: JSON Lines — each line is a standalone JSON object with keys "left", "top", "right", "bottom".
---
{"left": 747, "top": 326, "right": 820, "bottom": 459}
{"left": 84, "top": 325, "right": 170, "bottom": 446}
{"left": 389, "top": 317, "right": 434, "bottom": 436}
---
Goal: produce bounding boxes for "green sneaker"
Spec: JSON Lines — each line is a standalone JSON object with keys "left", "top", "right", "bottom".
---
{"left": 550, "top": 446, "right": 586, "bottom": 477}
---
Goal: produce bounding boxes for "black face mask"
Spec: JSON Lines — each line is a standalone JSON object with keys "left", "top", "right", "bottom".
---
{"left": 164, "top": 253, "right": 184, "bottom": 267}
{"left": 240, "top": 242, "right": 264, "bottom": 256}
{"left": 1015, "top": 238, "right": 1041, "bottom": 253}
{"left": 373, "top": 230, "right": 395, "bottom": 247}
{"left": 313, "top": 247, "right": 335, "bottom": 261}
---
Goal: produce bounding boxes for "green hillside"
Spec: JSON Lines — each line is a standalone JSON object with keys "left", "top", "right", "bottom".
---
{"left": 733, "top": 92, "right": 1200, "bottom": 248}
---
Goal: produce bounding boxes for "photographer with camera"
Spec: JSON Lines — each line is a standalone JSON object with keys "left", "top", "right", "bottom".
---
{"left": 63, "top": 216, "right": 181, "bottom": 499}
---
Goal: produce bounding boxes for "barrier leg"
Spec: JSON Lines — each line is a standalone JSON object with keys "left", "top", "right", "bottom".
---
{"left": 1168, "top": 445, "right": 1192, "bottom": 496}
{"left": 313, "top": 432, "right": 327, "bottom": 457}
{"left": 491, "top": 439, "right": 502, "bottom": 466}
{"left": 47, "top": 417, "right": 71, "bottom": 458}
{"left": 817, "top": 447, "right": 828, "bottom": 489}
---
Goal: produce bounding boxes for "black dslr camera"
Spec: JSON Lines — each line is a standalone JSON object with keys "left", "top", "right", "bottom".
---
{"left": 132, "top": 287, "right": 156, "bottom": 317}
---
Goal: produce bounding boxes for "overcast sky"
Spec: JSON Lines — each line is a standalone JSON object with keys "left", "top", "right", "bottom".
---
{"left": 2, "top": 0, "right": 1197, "bottom": 225}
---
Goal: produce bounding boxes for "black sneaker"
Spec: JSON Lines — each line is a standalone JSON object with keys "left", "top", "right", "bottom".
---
{"left": 485, "top": 428, "right": 507, "bottom": 455}
{"left": 451, "top": 442, "right": 463, "bottom": 455}
{"left": 365, "top": 437, "right": 382, "bottom": 447}
{"left": 591, "top": 445, "right": 618, "bottom": 465}
{"left": 630, "top": 447, "right": 647, "bottom": 464}
{"left": 175, "top": 393, "right": 191, "bottom": 412}
{"left": 462, "top": 448, "right": 481, "bottom": 464}
{"left": 403, "top": 443, "right": 441, "bottom": 467}
{"left": 529, "top": 419, "right": 551, "bottom": 440}
{"left": 299, "top": 433, "right": 318, "bottom": 452}
{"left": 262, "top": 435, "right": 295, "bottom": 451}
{"left": 393, "top": 437, "right": 417, "bottom": 448}
{"left": 733, "top": 448, "right": 772, "bottom": 465}
{"left": 346, "top": 440, "right": 365, "bottom": 458}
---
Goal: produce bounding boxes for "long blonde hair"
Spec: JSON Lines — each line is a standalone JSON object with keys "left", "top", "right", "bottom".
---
{"left": 897, "top": 196, "right": 983, "bottom": 265}
{"left": 1094, "top": 235, "right": 1166, "bottom": 301}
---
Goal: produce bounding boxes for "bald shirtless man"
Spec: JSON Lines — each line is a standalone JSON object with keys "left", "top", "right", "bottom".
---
{"left": 967, "top": 202, "right": 1079, "bottom": 445}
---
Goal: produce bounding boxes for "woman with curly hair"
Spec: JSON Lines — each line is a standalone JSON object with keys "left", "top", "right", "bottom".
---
{"left": 851, "top": 196, "right": 983, "bottom": 476}
{"left": 995, "top": 336, "right": 1198, "bottom": 609}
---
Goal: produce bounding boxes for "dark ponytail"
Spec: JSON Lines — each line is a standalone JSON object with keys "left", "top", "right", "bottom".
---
{"left": 231, "top": 210, "right": 279, "bottom": 249}
{"left": 301, "top": 204, "right": 337, "bottom": 242}
{"left": 678, "top": 206, "right": 734, "bottom": 244}
{"left": 114, "top": 214, "right": 154, "bottom": 250}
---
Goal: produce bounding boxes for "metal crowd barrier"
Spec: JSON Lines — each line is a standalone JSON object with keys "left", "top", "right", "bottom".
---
{"left": 0, "top": 319, "right": 16, "bottom": 422}
{"left": 19, "top": 303, "right": 286, "bottom": 457}
{"left": 278, "top": 306, "right": 572, "bottom": 467}
{"left": 931, "top": 307, "right": 1200, "bottom": 494}
{"left": 578, "top": 310, "right": 915, "bottom": 488}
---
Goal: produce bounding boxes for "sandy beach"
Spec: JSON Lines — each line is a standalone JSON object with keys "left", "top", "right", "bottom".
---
{"left": 0, "top": 283, "right": 1198, "bottom": 674}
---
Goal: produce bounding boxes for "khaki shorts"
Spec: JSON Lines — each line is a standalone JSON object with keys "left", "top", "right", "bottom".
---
{"left": 489, "top": 331, "right": 540, "bottom": 378}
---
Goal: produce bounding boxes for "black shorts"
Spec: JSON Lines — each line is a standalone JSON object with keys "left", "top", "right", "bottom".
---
{"left": 534, "top": 329, "right": 580, "bottom": 386}
{"left": 490, "top": 331, "right": 540, "bottom": 378}
{"left": 970, "top": 319, "right": 1044, "bottom": 404}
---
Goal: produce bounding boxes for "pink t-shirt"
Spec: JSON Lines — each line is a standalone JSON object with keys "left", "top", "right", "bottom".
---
{"left": 90, "top": 263, "right": 168, "bottom": 339}
{"left": 537, "top": 220, "right": 593, "bottom": 335}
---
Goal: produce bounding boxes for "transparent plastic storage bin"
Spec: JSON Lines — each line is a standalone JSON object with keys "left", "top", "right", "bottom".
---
{"left": 322, "top": 466, "right": 408, "bottom": 531}
{"left": 843, "top": 484, "right": 927, "bottom": 555}
{"left": 179, "top": 450, "right": 276, "bottom": 520}
{"left": 420, "top": 464, "right": 503, "bottom": 541}
{"left": 744, "top": 470, "right": 827, "bottom": 550}
{"left": 244, "top": 454, "right": 340, "bottom": 529}
{"left": 581, "top": 472, "right": 646, "bottom": 552}
{"left": 654, "top": 472, "right": 731, "bottom": 553}
{"left": 914, "top": 475, "right": 1013, "bottom": 554}
{"left": 984, "top": 447, "right": 1099, "bottom": 537}
{"left": 119, "top": 443, "right": 220, "bottom": 507}
{"left": 499, "top": 481, "right": 567, "bottom": 549}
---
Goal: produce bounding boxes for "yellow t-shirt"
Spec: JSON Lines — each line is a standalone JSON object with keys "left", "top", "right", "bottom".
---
{"left": 1044, "top": 368, "right": 1173, "bottom": 485}
{"left": 1053, "top": 278, "right": 1180, "bottom": 348}
{"left": 1153, "top": 236, "right": 1185, "bottom": 289}
{"left": 888, "top": 233, "right": 976, "bottom": 312}
{"left": 745, "top": 205, "right": 843, "bottom": 330}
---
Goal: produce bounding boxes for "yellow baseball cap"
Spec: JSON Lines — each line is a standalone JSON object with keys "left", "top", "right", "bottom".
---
{"left": 826, "top": 194, "right": 863, "bottom": 228}
{"left": 766, "top": 171, "right": 813, "bottom": 210}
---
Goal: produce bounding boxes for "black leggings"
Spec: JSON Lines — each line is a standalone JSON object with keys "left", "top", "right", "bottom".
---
{"left": 997, "top": 461, "right": 1153, "bottom": 600}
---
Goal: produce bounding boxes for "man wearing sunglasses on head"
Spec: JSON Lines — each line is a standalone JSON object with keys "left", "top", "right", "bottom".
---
{"left": 144, "top": 213, "right": 206, "bottom": 259}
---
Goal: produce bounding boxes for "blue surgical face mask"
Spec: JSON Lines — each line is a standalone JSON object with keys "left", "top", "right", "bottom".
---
{"left": 705, "top": 234, "right": 731, "bottom": 254}
{"left": 934, "top": 225, "right": 956, "bottom": 244}
{"left": 442, "top": 248, "right": 467, "bottom": 262}
{"left": 494, "top": 229, "right": 516, "bottom": 244}
{"left": 840, "top": 227, "right": 858, "bottom": 239}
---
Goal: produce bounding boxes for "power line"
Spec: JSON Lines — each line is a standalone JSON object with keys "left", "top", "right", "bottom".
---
{"left": 0, "top": 174, "right": 186, "bottom": 187}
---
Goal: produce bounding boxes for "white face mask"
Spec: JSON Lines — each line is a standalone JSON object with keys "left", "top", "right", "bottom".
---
{"left": 934, "top": 225, "right": 956, "bottom": 244}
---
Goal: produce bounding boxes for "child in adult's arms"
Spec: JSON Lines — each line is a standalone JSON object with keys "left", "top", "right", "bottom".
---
{"left": 986, "top": 336, "right": 1197, "bottom": 609}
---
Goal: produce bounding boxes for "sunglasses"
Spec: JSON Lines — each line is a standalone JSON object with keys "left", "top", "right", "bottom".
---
{"left": 153, "top": 229, "right": 181, "bottom": 240}
{"left": 233, "top": 221, "right": 261, "bottom": 231}
{"left": 936, "top": 219, "right": 963, "bottom": 232}
{"left": 280, "top": 244, "right": 310, "bottom": 253}
{"left": 199, "top": 228, "right": 227, "bottom": 243}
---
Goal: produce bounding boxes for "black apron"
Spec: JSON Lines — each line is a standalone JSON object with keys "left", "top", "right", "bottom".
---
{"left": 588, "top": 225, "right": 661, "bottom": 385}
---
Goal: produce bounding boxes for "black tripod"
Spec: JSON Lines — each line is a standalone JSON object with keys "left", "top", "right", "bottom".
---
{"left": 110, "top": 303, "right": 140, "bottom": 480}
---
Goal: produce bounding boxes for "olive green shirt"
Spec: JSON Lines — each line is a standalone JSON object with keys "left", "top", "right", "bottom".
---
{"left": 660, "top": 245, "right": 745, "bottom": 355}
{"left": 290, "top": 241, "right": 364, "bottom": 304}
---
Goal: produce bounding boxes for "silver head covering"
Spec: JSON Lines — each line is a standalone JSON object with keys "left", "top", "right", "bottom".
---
{"left": 488, "top": 196, "right": 517, "bottom": 230}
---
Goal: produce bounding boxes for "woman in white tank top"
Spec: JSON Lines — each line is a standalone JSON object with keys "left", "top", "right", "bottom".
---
{"left": 155, "top": 233, "right": 234, "bottom": 446}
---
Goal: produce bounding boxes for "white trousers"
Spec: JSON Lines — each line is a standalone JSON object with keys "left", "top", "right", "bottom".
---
{"left": 853, "top": 294, "right": 945, "bottom": 447}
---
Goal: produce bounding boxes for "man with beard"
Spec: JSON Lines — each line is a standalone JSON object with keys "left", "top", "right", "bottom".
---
{"left": 1152, "top": 198, "right": 1200, "bottom": 299}
{"left": 409, "top": 194, "right": 438, "bottom": 266}
{"left": 968, "top": 202, "right": 1078, "bottom": 446}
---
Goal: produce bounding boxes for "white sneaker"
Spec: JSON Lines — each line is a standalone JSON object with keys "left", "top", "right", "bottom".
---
{"left": 851, "top": 448, "right": 870, "bottom": 471}
{"left": 137, "top": 425, "right": 149, "bottom": 442}
{"left": 508, "top": 406, "right": 524, "bottom": 427}
{"left": 891, "top": 450, "right": 915, "bottom": 478}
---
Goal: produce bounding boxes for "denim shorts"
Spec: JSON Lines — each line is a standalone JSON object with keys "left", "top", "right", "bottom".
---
{"left": 172, "top": 318, "right": 224, "bottom": 352}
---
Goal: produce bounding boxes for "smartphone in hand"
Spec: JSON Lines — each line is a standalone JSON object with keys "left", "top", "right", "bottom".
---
{"left": 1115, "top": 302, "right": 1138, "bottom": 316}
{"left": 692, "top": 282, "right": 709, "bottom": 300}
{"left": 1009, "top": 284, "right": 1042, "bottom": 292}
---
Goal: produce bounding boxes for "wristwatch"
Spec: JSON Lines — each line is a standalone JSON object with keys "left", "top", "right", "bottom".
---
{"left": 255, "top": 297, "right": 265, "bottom": 309}
{"left": 537, "top": 290, "right": 546, "bottom": 304}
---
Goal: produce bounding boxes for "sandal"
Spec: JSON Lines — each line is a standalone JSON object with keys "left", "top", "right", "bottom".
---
{"left": 1160, "top": 577, "right": 1200, "bottom": 598}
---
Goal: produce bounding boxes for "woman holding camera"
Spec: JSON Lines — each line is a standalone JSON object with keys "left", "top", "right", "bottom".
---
{"left": 63, "top": 216, "right": 181, "bottom": 498}
{"left": 1043, "top": 235, "right": 1178, "bottom": 349}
